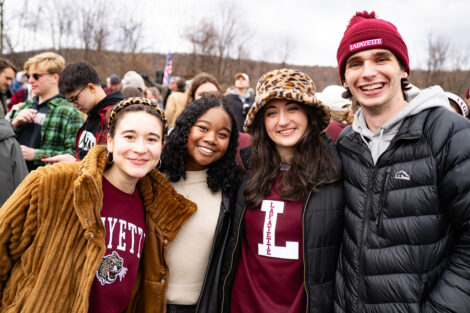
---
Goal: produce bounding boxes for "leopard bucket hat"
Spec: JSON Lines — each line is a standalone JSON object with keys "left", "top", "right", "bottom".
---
{"left": 243, "top": 68, "right": 330, "bottom": 133}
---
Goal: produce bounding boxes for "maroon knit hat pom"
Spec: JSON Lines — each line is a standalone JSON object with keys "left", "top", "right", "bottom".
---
{"left": 346, "top": 11, "right": 377, "bottom": 29}
{"left": 336, "top": 10, "right": 409, "bottom": 83}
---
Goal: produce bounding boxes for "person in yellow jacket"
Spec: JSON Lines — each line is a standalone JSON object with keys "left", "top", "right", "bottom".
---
{"left": 0, "top": 97, "right": 196, "bottom": 313}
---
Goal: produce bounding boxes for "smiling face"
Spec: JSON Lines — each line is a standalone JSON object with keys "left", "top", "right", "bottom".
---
{"left": 263, "top": 99, "right": 308, "bottom": 162}
{"left": 344, "top": 48, "right": 408, "bottom": 115}
{"left": 185, "top": 106, "right": 232, "bottom": 171}
{"left": 106, "top": 111, "right": 163, "bottom": 187}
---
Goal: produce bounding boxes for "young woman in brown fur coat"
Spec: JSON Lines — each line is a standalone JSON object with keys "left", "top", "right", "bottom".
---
{"left": 0, "top": 97, "right": 196, "bottom": 313}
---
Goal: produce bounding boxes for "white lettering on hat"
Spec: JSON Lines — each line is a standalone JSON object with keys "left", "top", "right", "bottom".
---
{"left": 350, "top": 38, "right": 383, "bottom": 51}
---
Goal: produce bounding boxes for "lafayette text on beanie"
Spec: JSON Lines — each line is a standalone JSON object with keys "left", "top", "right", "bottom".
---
{"left": 336, "top": 11, "right": 410, "bottom": 83}
{"left": 243, "top": 68, "right": 330, "bottom": 133}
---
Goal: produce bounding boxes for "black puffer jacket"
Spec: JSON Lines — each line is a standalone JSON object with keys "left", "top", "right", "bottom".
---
{"left": 220, "top": 136, "right": 344, "bottom": 313}
{"left": 334, "top": 107, "right": 470, "bottom": 313}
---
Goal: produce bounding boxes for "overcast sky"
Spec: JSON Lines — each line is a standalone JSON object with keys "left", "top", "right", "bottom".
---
{"left": 6, "top": 0, "right": 470, "bottom": 70}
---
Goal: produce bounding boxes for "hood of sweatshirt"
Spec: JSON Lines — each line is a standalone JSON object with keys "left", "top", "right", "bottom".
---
{"left": 352, "top": 85, "right": 448, "bottom": 164}
{"left": 89, "top": 90, "right": 125, "bottom": 116}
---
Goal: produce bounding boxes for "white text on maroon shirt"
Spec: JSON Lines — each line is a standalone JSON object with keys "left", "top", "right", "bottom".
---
{"left": 101, "top": 217, "right": 146, "bottom": 258}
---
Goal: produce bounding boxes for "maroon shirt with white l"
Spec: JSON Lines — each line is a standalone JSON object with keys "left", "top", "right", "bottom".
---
{"left": 88, "top": 177, "right": 146, "bottom": 313}
{"left": 230, "top": 175, "right": 305, "bottom": 313}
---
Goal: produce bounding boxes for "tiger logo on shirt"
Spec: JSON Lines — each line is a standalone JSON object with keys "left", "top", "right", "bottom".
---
{"left": 96, "top": 251, "right": 128, "bottom": 285}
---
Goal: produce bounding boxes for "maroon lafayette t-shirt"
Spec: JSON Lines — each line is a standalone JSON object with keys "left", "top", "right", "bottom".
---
{"left": 88, "top": 177, "right": 146, "bottom": 313}
{"left": 230, "top": 175, "right": 305, "bottom": 313}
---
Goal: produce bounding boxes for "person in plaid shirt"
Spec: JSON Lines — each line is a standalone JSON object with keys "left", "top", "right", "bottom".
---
{"left": 41, "top": 61, "right": 125, "bottom": 163}
{"left": 10, "top": 52, "right": 83, "bottom": 171}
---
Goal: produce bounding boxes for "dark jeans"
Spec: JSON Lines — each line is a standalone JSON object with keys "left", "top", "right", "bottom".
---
{"left": 166, "top": 303, "right": 197, "bottom": 313}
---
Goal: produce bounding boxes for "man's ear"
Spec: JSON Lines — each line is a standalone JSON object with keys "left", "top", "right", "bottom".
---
{"left": 88, "top": 83, "right": 97, "bottom": 92}
{"left": 52, "top": 73, "right": 60, "bottom": 83}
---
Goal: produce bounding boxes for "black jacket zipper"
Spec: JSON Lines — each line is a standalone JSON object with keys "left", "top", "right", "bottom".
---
{"left": 302, "top": 191, "right": 313, "bottom": 313}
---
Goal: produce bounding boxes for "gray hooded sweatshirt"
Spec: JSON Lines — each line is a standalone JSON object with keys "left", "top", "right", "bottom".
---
{"left": 352, "top": 85, "right": 449, "bottom": 164}
{"left": 0, "top": 118, "right": 28, "bottom": 206}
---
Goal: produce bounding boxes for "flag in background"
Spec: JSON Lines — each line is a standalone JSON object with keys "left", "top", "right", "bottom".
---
{"left": 163, "top": 53, "right": 172, "bottom": 87}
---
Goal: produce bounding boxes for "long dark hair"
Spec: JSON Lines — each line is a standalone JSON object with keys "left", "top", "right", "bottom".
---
{"left": 160, "top": 96, "right": 240, "bottom": 193}
{"left": 244, "top": 103, "right": 339, "bottom": 209}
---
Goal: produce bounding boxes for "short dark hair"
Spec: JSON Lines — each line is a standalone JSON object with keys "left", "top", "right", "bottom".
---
{"left": 59, "top": 61, "right": 100, "bottom": 94}
{"left": 176, "top": 78, "right": 186, "bottom": 91}
{"left": 0, "top": 58, "right": 16, "bottom": 73}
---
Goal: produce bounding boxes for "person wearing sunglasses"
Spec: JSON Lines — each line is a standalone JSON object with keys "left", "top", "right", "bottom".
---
{"left": 9, "top": 52, "right": 83, "bottom": 171}
{"left": 40, "top": 61, "right": 125, "bottom": 163}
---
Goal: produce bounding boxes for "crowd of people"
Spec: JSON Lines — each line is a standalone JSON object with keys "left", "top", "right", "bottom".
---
{"left": 0, "top": 10, "right": 469, "bottom": 313}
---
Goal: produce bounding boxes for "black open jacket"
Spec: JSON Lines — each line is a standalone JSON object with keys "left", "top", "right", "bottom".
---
{"left": 219, "top": 134, "right": 344, "bottom": 313}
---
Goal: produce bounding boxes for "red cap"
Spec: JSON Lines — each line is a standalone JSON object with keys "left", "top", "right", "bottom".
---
{"left": 337, "top": 11, "right": 409, "bottom": 83}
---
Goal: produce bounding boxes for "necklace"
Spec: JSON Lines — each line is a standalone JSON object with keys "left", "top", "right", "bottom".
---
{"left": 280, "top": 162, "right": 291, "bottom": 171}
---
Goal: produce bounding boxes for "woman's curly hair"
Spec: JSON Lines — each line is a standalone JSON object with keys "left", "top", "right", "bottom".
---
{"left": 160, "top": 96, "right": 240, "bottom": 193}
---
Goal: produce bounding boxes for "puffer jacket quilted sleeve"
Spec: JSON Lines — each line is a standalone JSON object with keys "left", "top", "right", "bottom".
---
{"left": 421, "top": 109, "right": 470, "bottom": 312}
{"left": 335, "top": 107, "right": 470, "bottom": 313}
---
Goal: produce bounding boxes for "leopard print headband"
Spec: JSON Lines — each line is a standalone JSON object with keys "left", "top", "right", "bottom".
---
{"left": 108, "top": 97, "right": 168, "bottom": 142}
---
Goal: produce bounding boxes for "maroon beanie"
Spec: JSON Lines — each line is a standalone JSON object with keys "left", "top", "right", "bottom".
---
{"left": 336, "top": 11, "right": 410, "bottom": 83}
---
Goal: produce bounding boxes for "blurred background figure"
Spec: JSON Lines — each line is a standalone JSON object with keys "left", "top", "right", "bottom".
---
{"left": 122, "top": 87, "right": 143, "bottom": 98}
{"left": 0, "top": 117, "right": 27, "bottom": 206}
{"left": 11, "top": 71, "right": 27, "bottom": 93}
{"left": 145, "top": 86, "right": 164, "bottom": 108}
{"left": 316, "top": 85, "right": 353, "bottom": 142}
{"left": 121, "top": 71, "right": 145, "bottom": 97}
{"left": 9, "top": 81, "right": 33, "bottom": 109}
{"left": 446, "top": 91, "right": 469, "bottom": 119}
{"left": 103, "top": 74, "right": 121, "bottom": 94}
{"left": 0, "top": 58, "right": 16, "bottom": 118}
{"left": 165, "top": 77, "right": 187, "bottom": 121}
{"left": 166, "top": 72, "right": 221, "bottom": 129}
{"left": 163, "top": 76, "right": 181, "bottom": 109}
{"left": 226, "top": 73, "right": 254, "bottom": 133}
{"left": 465, "top": 88, "right": 470, "bottom": 107}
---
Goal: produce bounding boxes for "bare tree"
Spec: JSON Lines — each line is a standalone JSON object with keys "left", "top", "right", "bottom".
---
{"left": 75, "top": 0, "right": 115, "bottom": 63}
{"left": 214, "top": 1, "right": 251, "bottom": 81}
{"left": 425, "top": 32, "right": 450, "bottom": 85}
{"left": 119, "top": 17, "right": 143, "bottom": 54}
{"left": 277, "top": 37, "right": 296, "bottom": 67}
{"left": 184, "top": 20, "right": 218, "bottom": 74}
{"left": 46, "top": 0, "right": 74, "bottom": 51}
{"left": 182, "top": 1, "right": 250, "bottom": 82}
